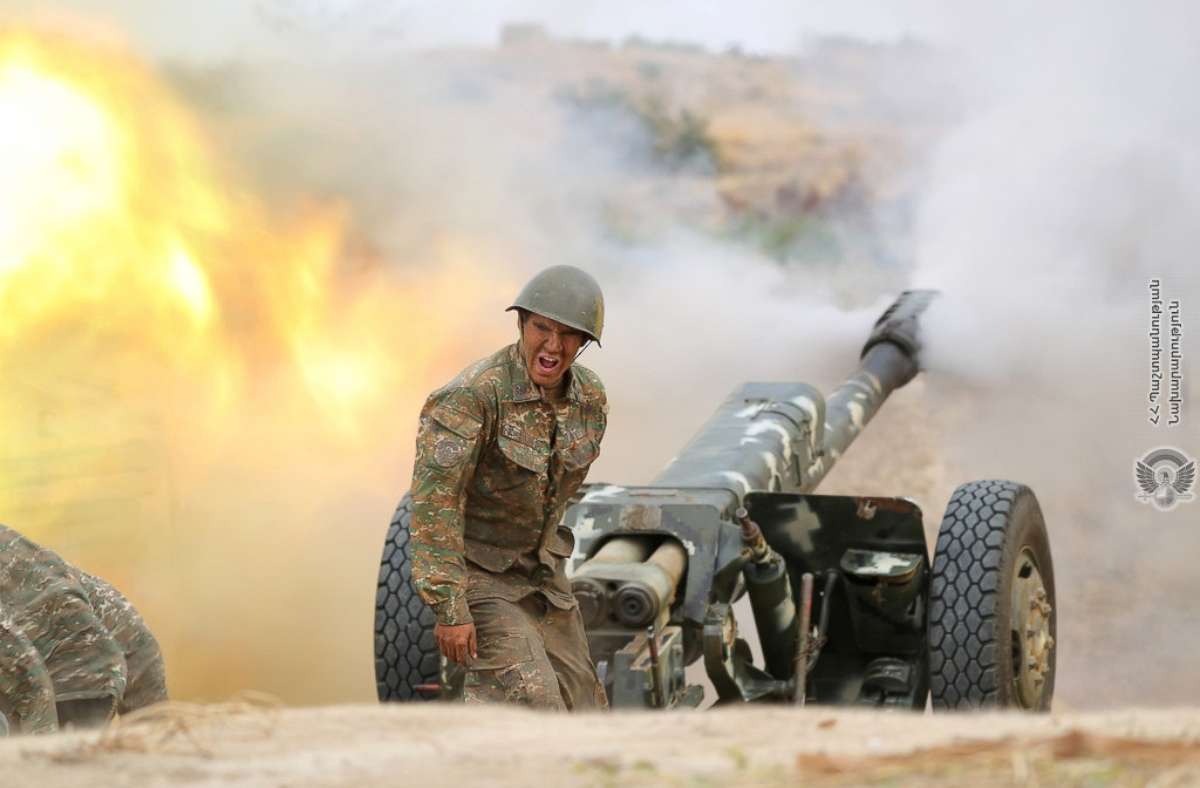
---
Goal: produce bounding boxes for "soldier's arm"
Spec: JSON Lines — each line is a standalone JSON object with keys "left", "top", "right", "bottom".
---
{"left": 594, "top": 379, "right": 608, "bottom": 443}
{"left": 581, "top": 369, "right": 608, "bottom": 446}
{"left": 409, "top": 387, "right": 488, "bottom": 627}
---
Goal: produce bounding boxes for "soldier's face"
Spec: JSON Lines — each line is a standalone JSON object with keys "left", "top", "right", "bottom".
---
{"left": 520, "top": 313, "right": 586, "bottom": 388}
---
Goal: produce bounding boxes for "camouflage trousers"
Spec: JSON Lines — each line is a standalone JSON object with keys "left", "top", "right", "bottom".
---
{"left": 464, "top": 595, "right": 608, "bottom": 711}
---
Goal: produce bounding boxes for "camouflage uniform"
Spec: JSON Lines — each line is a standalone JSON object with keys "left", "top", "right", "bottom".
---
{"left": 0, "top": 525, "right": 167, "bottom": 734}
{"left": 0, "top": 616, "right": 57, "bottom": 735}
{"left": 77, "top": 572, "right": 168, "bottom": 715}
{"left": 410, "top": 343, "right": 608, "bottom": 710}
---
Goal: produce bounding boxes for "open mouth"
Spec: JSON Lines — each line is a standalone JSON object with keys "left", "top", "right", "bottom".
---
{"left": 536, "top": 353, "right": 560, "bottom": 374}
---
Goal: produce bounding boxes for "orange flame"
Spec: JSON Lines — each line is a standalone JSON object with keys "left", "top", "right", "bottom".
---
{"left": 0, "top": 28, "right": 516, "bottom": 701}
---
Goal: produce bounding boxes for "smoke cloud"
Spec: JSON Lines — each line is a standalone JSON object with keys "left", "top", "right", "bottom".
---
{"left": 909, "top": 2, "right": 1200, "bottom": 706}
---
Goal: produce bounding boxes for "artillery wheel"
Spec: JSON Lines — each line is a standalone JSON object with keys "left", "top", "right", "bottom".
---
{"left": 928, "top": 480, "right": 1056, "bottom": 710}
{"left": 375, "top": 493, "right": 452, "bottom": 701}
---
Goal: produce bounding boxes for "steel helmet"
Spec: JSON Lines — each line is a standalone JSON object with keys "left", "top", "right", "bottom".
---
{"left": 506, "top": 265, "right": 605, "bottom": 345}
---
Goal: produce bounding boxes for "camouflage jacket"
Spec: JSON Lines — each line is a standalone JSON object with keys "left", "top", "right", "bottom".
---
{"left": 0, "top": 616, "right": 57, "bottom": 734}
{"left": 410, "top": 343, "right": 607, "bottom": 626}
{"left": 77, "top": 572, "right": 168, "bottom": 715}
{"left": 0, "top": 525, "right": 167, "bottom": 734}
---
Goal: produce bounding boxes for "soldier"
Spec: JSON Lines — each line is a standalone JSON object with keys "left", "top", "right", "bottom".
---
{"left": 0, "top": 524, "right": 167, "bottom": 734}
{"left": 409, "top": 265, "right": 609, "bottom": 710}
{"left": 0, "top": 618, "right": 57, "bottom": 735}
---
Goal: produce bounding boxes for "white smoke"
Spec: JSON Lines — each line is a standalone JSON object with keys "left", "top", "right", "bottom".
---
{"left": 910, "top": 2, "right": 1200, "bottom": 706}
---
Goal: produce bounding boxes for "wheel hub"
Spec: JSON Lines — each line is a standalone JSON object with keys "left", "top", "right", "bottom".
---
{"left": 1011, "top": 548, "right": 1053, "bottom": 708}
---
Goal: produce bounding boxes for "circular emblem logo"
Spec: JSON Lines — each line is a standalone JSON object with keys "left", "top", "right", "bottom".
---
{"left": 434, "top": 438, "right": 466, "bottom": 468}
{"left": 1134, "top": 446, "right": 1196, "bottom": 512}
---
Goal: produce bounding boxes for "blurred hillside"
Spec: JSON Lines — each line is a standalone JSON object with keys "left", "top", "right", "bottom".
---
{"left": 169, "top": 27, "right": 957, "bottom": 286}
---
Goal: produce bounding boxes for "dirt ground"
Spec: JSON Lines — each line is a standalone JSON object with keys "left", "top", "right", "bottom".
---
{"left": 3, "top": 703, "right": 1199, "bottom": 787}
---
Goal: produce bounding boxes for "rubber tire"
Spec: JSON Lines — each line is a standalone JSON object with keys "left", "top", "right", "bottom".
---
{"left": 928, "top": 480, "right": 1056, "bottom": 710}
{"left": 374, "top": 493, "right": 441, "bottom": 701}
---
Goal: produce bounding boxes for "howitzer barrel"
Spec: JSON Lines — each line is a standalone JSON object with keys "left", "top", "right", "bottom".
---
{"left": 650, "top": 290, "right": 937, "bottom": 500}
{"left": 567, "top": 290, "right": 939, "bottom": 704}
{"left": 810, "top": 289, "right": 938, "bottom": 487}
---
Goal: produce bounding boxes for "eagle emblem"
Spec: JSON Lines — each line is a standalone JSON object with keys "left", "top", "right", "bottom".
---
{"left": 1135, "top": 446, "right": 1196, "bottom": 512}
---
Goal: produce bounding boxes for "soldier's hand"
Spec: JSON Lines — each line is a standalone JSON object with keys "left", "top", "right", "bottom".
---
{"left": 434, "top": 622, "right": 477, "bottom": 664}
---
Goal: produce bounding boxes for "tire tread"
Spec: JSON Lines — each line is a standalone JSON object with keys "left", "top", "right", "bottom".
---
{"left": 929, "top": 479, "right": 1023, "bottom": 709}
{"left": 374, "top": 494, "right": 441, "bottom": 701}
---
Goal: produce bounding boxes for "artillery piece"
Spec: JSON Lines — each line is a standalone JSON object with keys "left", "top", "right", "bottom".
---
{"left": 375, "top": 290, "right": 1057, "bottom": 710}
